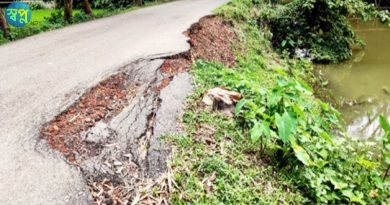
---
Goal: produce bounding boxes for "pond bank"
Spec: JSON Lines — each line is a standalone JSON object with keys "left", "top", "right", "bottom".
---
{"left": 164, "top": 1, "right": 390, "bottom": 204}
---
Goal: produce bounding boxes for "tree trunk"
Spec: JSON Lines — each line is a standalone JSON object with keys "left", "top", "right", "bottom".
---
{"left": 133, "top": 0, "right": 143, "bottom": 6}
{"left": 0, "top": 8, "right": 9, "bottom": 38}
{"left": 64, "top": 0, "right": 73, "bottom": 22}
{"left": 82, "top": 0, "right": 94, "bottom": 18}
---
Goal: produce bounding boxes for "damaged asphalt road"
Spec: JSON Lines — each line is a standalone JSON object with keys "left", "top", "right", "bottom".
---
{"left": 0, "top": 0, "right": 229, "bottom": 204}
{"left": 60, "top": 59, "right": 193, "bottom": 203}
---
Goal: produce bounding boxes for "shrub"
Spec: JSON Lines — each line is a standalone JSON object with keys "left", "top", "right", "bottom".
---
{"left": 216, "top": 0, "right": 390, "bottom": 203}
{"left": 29, "top": 2, "right": 46, "bottom": 10}
{"left": 262, "top": 0, "right": 390, "bottom": 63}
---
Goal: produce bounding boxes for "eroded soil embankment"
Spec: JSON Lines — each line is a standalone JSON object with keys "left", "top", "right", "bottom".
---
{"left": 40, "top": 15, "right": 236, "bottom": 204}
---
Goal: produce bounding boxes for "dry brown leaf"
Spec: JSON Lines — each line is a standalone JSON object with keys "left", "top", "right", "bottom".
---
{"left": 203, "top": 172, "right": 217, "bottom": 196}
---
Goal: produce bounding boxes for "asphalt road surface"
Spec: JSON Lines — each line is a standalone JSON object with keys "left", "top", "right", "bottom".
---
{"left": 0, "top": 0, "right": 229, "bottom": 204}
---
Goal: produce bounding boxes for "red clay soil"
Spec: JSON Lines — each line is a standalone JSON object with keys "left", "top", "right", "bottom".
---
{"left": 41, "top": 74, "right": 138, "bottom": 163}
{"left": 160, "top": 58, "right": 191, "bottom": 75}
{"left": 158, "top": 15, "right": 236, "bottom": 90}
{"left": 188, "top": 15, "right": 236, "bottom": 67}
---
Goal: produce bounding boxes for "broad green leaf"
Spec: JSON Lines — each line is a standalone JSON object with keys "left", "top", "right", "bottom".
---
{"left": 273, "top": 68, "right": 288, "bottom": 76}
{"left": 384, "top": 153, "right": 390, "bottom": 164}
{"left": 312, "top": 126, "right": 334, "bottom": 144}
{"left": 235, "top": 99, "right": 247, "bottom": 115}
{"left": 317, "top": 149, "right": 329, "bottom": 159}
{"left": 374, "top": 176, "right": 384, "bottom": 190}
{"left": 357, "top": 157, "right": 379, "bottom": 169}
{"left": 315, "top": 160, "right": 329, "bottom": 169}
{"left": 281, "top": 40, "right": 287, "bottom": 47}
{"left": 330, "top": 177, "right": 348, "bottom": 190}
{"left": 341, "top": 189, "right": 353, "bottom": 198}
{"left": 295, "top": 79, "right": 313, "bottom": 95}
{"left": 318, "top": 131, "right": 334, "bottom": 145}
{"left": 284, "top": 92, "right": 299, "bottom": 101}
{"left": 292, "top": 105, "right": 305, "bottom": 118}
{"left": 267, "top": 91, "right": 282, "bottom": 107}
{"left": 275, "top": 111, "right": 296, "bottom": 143}
{"left": 261, "top": 121, "right": 271, "bottom": 138}
{"left": 342, "top": 190, "right": 366, "bottom": 205}
{"left": 379, "top": 115, "right": 390, "bottom": 132}
{"left": 288, "top": 39, "right": 295, "bottom": 46}
{"left": 385, "top": 144, "right": 390, "bottom": 151}
{"left": 290, "top": 139, "right": 313, "bottom": 166}
{"left": 250, "top": 121, "right": 262, "bottom": 143}
{"left": 320, "top": 102, "right": 329, "bottom": 111}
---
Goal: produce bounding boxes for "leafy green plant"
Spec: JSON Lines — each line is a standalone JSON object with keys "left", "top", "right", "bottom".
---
{"left": 198, "top": 1, "right": 390, "bottom": 203}
{"left": 193, "top": 55, "right": 389, "bottom": 203}
{"left": 261, "top": 0, "right": 390, "bottom": 63}
{"left": 380, "top": 115, "right": 390, "bottom": 180}
{"left": 28, "top": 2, "right": 46, "bottom": 10}
{"left": 73, "top": 12, "right": 92, "bottom": 23}
{"left": 45, "top": 10, "right": 67, "bottom": 24}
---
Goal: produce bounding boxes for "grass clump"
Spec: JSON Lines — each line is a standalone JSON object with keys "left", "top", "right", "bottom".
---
{"left": 167, "top": 0, "right": 390, "bottom": 204}
{"left": 166, "top": 93, "right": 308, "bottom": 204}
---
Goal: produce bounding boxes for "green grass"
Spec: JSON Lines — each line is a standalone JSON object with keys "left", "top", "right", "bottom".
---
{"left": 164, "top": 28, "right": 309, "bottom": 203}
{"left": 165, "top": 88, "right": 308, "bottom": 204}
{"left": 8, "top": 9, "right": 108, "bottom": 28}
{"left": 0, "top": 1, "right": 171, "bottom": 45}
{"left": 162, "top": 7, "right": 309, "bottom": 203}
{"left": 30, "top": 9, "right": 52, "bottom": 23}
{"left": 164, "top": 0, "right": 390, "bottom": 204}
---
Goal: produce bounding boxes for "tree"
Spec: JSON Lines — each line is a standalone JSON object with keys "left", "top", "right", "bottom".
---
{"left": 64, "top": 0, "right": 73, "bottom": 22}
{"left": 0, "top": 8, "right": 9, "bottom": 38}
{"left": 82, "top": 0, "right": 94, "bottom": 18}
{"left": 133, "top": 0, "right": 143, "bottom": 6}
{"left": 63, "top": 0, "right": 94, "bottom": 22}
{"left": 264, "top": 0, "right": 390, "bottom": 63}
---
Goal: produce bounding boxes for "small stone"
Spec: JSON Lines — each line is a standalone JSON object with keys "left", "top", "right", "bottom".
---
{"left": 53, "top": 125, "right": 59, "bottom": 131}
{"left": 85, "top": 117, "right": 92, "bottom": 122}
{"left": 113, "top": 161, "right": 123, "bottom": 166}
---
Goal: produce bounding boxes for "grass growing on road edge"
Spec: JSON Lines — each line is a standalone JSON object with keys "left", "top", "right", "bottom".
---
{"left": 164, "top": 68, "right": 308, "bottom": 204}
{"left": 165, "top": 0, "right": 390, "bottom": 204}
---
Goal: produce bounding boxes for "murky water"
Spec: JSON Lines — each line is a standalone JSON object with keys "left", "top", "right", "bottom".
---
{"left": 317, "top": 20, "right": 390, "bottom": 139}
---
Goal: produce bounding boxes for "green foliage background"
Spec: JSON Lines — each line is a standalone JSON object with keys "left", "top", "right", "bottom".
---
{"left": 262, "top": 0, "right": 390, "bottom": 62}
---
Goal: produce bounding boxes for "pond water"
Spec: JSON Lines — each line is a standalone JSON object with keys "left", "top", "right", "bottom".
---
{"left": 317, "top": 20, "right": 390, "bottom": 139}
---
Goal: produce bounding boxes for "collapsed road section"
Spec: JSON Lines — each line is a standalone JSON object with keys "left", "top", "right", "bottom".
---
{"left": 40, "top": 15, "right": 236, "bottom": 204}
{"left": 41, "top": 59, "right": 192, "bottom": 203}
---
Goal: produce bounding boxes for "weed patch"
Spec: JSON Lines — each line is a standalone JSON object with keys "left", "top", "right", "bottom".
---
{"left": 167, "top": 0, "right": 390, "bottom": 204}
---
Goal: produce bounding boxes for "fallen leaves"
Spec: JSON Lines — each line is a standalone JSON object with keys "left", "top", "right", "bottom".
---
{"left": 90, "top": 178, "right": 130, "bottom": 205}
{"left": 202, "top": 172, "right": 217, "bottom": 196}
{"left": 131, "top": 167, "right": 178, "bottom": 205}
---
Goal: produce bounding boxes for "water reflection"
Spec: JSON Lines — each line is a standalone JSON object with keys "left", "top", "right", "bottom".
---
{"left": 344, "top": 102, "right": 390, "bottom": 139}
{"left": 318, "top": 20, "right": 390, "bottom": 139}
